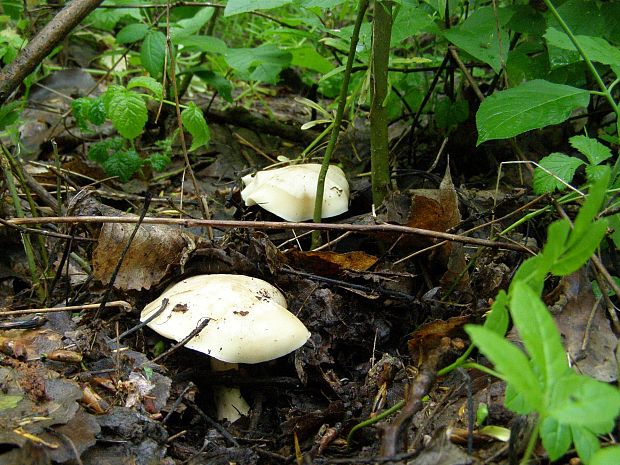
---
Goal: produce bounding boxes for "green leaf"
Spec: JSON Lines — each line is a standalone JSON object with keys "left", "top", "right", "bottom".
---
{"left": 71, "top": 97, "right": 94, "bottom": 132}
{"left": 173, "top": 35, "right": 228, "bottom": 54}
{"left": 193, "top": 70, "right": 233, "bottom": 102}
{"left": 550, "top": 220, "right": 607, "bottom": 276}
{"left": 544, "top": 28, "right": 620, "bottom": 67}
{"left": 116, "top": 23, "right": 149, "bottom": 44}
{"left": 146, "top": 152, "right": 171, "bottom": 172}
{"left": 443, "top": 6, "right": 513, "bottom": 74}
{"left": 570, "top": 169, "right": 610, "bottom": 244}
{"left": 569, "top": 135, "right": 612, "bottom": 166}
{"left": 88, "top": 142, "right": 111, "bottom": 164}
{"left": 510, "top": 283, "right": 569, "bottom": 385}
{"left": 549, "top": 374, "right": 620, "bottom": 431}
{"left": 0, "top": 394, "right": 22, "bottom": 411}
{"left": 571, "top": 425, "right": 600, "bottom": 464}
{"left": 540, "top": 416, "right": 572, "bottom": 461}
{"left": 87, "top": 97, "right": 106, "bottom": 125}
{"left": 504, "top": 384, "right": 532, "bottom": 414}
{"left": 586, "top": 164, "right": 610, "bottom": 183}
{"left": 103, "top": 150, "right": 144, "bottom": 182}
{"left": 533, "top": 152, "right": 584, "bottom": 194}
{"left": 224, "top": 0, "right": 292, "bottom": 16}
{"left": 141, "top": 30, "right": 167, "bottom": 79}
{"left": 466, "top": 325, "right": 543, "bottom": 412}
{"left": 391, "top": 3, "right": 439, "bottom": 44}
{"left": 128, "top": 76, "right": 163, "bottom": 100}
{"left": 484, "top": 290, "right": 509, "bottom": 336}
{"left": 435, "top": 99, "right": 469, "bottom": 130}
{"left": 181, "top": 102, "right": 210, "bottom": 151}
{"left": 0, "top": 100, "right": 21, "bottom": 130}
{"left": 225, "top": 44, "right": 292, "bottom": 84}
{"left": 107, "top": 88, "right": 148, "bottom": 139}
{"left": 591, "top": 446, "right": 620, "bottom": 465}
{"left": 510, "top": 254, "right": 549, "bottom": 295}
{"left": 476, "top": 80, "right": 590, "bottom": 145}
{"left": 290, "top": 45, "right": 333, "bottom": 73}
{"left": 170, "top": 7, "right": 215, "bottom": 40}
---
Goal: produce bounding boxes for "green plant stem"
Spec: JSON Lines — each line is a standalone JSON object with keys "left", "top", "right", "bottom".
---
{"left": 437, "top": 345, "right": 474, "bottom": 376}
{"left": 369, "top": 0, "right": 393, "bottom": 207}
{"left": 0, "top": 148, "right": 43, "bottom": 300}
{"left": 347, "top": 399, "right": 405, "bottom": 446}
{"left": 543, "top": 0, "right": 620, "bottom": 131}
{"left": 311, "top": 0, "right": 369, "bottom": 249}
{"left": 460, "top": 362, "right": 503, "bottom": 379}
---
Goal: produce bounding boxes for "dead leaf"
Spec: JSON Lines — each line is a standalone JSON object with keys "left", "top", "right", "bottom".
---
{"left": 92, "top": 222, "right": 196, "bottom": 291}
{"left": 286, "top": 250, "right": 378, "bottom": 277}
{"left": 407, "top": 315, "right": 470, "bottom": 364}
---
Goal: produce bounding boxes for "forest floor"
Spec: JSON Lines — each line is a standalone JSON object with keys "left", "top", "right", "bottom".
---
{"left": 0, "top": 68, "right": 617, "bottom": 465}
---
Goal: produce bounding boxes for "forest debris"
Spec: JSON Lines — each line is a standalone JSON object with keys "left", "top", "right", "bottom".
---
{"left": 549, "top": 270, "right": 618, "bottom": 382}
{"left": 92, "top": 221, "right": 197, "bottom": 291}
{"left": 407, "top": 316, "right": 470, "bottom": 364}
{"left": 285, "top": 250, "right": 377, "bottom": 277}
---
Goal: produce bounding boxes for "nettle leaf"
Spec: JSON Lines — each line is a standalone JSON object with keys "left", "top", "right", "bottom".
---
{"left": 224, "top": 0, "right": 292, "bottom": 16}
{"left": 181, "top": 102, "right": 210, "bottom": 151}
{"left": 466, "top": 325, "right": 542, "bottom": 412}
{"left": 476, "top": 80, "right": 590, "bottom": 144}
{"left": 116, "top": 23, "right": 149, "bottom": 44}
{"left": 128, "top": 76, "right": 163, "bottom": 100}
{"left": 146, "top": 152, "right": 171, "bottom": 172}
{"left": 141, "top": 30, "right": 167, "bottom": 79}
{"left": 569, "top": 135, "right": 612, "bottom": 166}
{"left": 540, "top": 416, "right": 572, "bottom": 461}
{"left": 88, "top": 141, "right": 112, "bottom": 164}
{"left": 103, "top": 150, "right": 144, "bottom": 182}
{"left": 107, "top": 88, "right": 148, "bottom": 139}
{"left": 591, "top": 445, "right": 620, "bottom": 465}
{"left": 510, "top": 283, "right": 569, "bottom": 385}
{"left": 87, "top": 97, "right": 106, "bottom": 125}
{"left": 71, "top": 97, "right": 94, "bottom": 132}
{"left": 533, "top": 152, "right": 584, "bottom": 194}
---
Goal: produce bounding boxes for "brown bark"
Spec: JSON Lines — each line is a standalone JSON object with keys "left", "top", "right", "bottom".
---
{"left": 0, "top": 0, "right": 104, "bottom": 104}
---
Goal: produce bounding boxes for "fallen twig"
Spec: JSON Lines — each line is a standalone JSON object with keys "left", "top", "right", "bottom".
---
{"left": 5, "top": 215, "right": 532, "bottom": 252}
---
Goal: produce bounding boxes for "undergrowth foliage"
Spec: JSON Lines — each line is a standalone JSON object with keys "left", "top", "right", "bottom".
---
{"left": 0, "top": 0, "right": 619, "bottom": 462}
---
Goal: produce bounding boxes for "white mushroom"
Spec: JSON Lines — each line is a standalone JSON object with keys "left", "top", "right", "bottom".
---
{"left": 241, "top": 163, "right": 350, "bottom": 222}
{"left": 140, "top": 274, "right": 310, "bottom": 422}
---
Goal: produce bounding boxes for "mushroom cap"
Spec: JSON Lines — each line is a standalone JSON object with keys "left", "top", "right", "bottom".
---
{"left": 140, "top": 274, "right": 310, "bottom": 364}
{"left": 241, "top": 164, "right": 349, "bottom": 222}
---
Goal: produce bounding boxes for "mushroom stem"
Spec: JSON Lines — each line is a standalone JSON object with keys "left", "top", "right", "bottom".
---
{"left": 211, "top": 359, "right": 250, "bottom": 422}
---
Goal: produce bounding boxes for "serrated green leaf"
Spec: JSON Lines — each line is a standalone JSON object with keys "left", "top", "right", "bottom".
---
{"left": 569, "top": 135, "right": 612, "bottom": 166}
{"left": 586, "top": 164, "right": 609, "bottom": 183}
{"left": 476, "top": 80, "right": 590, "bottom": 144}
{"left": 224, "top": 0, "right": 292, "bottom": 16}
{"left": 466, "top": 325, "right": 543, "bottom": 412}
{"left": 146, "top": 152, "right": 171, "bottom": 171}
{"left": 510, "top": 283, "right": 569, "bottom": 385}
{"left": 141, "top": 30, "right": 167, "bottom": 79}
{"left": 116, "top": 23, "right": 149, "bottom": 44}
{"left": 571, "top": 425, "right": 600, "bottom": 464}
{"left": 533, "top": 152, "right": 584, "bottom": 194}
{"left": 540, "top": 416, "right": 572, "bottom": 461}
{"left": 181, "top": 102, "right": 210, "bottom": 151}
{"left": 71, "top": 97, "right": 94, "bottom": 132}
{"left": 88, "top": 141, "right": 111, "bottom": 164}
{"left": 107, "top": 88, "right": 147, "bottom": 139}
{"left": 87, "top": 97, "right": 106, "bottom": 125}
{"left": 103, "top": 150, "right": 144, "bottom": 182}
{"left": 591, "top": 445, "right": 620, "bottom": 465}
{"left": 102, "top": 84, "right": 124, "bottom": 113}
{"left": 128, "top": 76, "right": 163, "bottom": 100}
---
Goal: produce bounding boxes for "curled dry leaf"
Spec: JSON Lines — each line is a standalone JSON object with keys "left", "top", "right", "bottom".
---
{"left": 92, "top": 222, "right": 197, "bottom": 291}
{"left": 286, "top": 250, "right": 378, "bottom": 277}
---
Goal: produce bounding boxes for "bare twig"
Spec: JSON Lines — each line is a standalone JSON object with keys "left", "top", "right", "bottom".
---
{"left": 5, "top": 216, "right": 532, "bottom": 252}
{"left": 0, "top": 301, "right": 131, "bottom": 316}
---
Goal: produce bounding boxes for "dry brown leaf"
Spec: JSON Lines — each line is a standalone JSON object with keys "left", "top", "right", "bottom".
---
{"left": 286, "top": 250, "right": 378, "bottom": 277}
